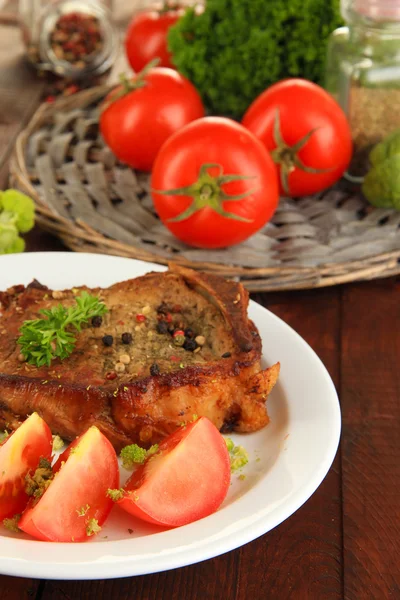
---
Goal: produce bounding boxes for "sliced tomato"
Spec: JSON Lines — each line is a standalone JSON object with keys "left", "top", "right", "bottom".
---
{"left": 0, "top": 413, "right": 52, "bottom": 521}
{"left": 19, "top": 426, "right": 119, "bottom": 542}
{"left": 116, "top": 417, "right": 231, "bottom": 527}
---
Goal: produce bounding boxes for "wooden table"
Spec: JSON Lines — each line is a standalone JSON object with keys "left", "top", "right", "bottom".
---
{"left": 1, "top": 9, "right": 400, "bottom": 600}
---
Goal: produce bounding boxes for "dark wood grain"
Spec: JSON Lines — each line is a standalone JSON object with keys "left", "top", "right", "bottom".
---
{"left": 235, "top": 289, "right": 343, "bottom": 600}
{"left": 41, "top": 553, "right": 239, "bottom": 600}
{"left": 341, "top": 278, "right": 400, "bottom": 600}
{"left": 0, "top": 577, "right": 40, "bottom": 600}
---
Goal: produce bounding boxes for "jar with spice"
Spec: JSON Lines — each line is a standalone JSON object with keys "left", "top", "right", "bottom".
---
{"left": 19, "top": 0, "right": 118, "bottom": 79}
{"left": 326, "top": 0, "right": 400, "bottom": 175}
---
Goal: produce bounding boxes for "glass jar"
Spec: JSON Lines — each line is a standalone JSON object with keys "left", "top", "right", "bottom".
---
{"left": 19, "top": 0, "right": 118, "bottom": 79}
{"left": 326, "top": 0, "right": 400, "bottom": 175}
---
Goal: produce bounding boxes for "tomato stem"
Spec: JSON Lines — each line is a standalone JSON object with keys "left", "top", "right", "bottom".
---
{"left": 102, "top": 59, "right": 161, "bottom": 111}
{"left": 271, "top": 110, "right": 333, "bottom": 196}
{"left": 152, "top": 163, "right": 258, "bottom": 223}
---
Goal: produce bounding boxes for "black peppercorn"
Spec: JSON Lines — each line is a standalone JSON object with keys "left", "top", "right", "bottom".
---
{"left": 157, "top": 302, "right": 169, "bottom": 315}
{"left": 102, "top": 334, "right": 113, "bottom": 347}
{"left": 121, "top": 332, "right": 132, "bottom": 344}
{"left": 91, "top": 315, "right": 103, "bottom": 327}
{"left": 167, "top": 324, "right": 175, "bottom": 334}
{"left": 156, "top": 321, "right": 168, "bottom": 334}
{"left": 183, "top": 339, "right": 197, "bottom": 352}
{"left": 222, "top": 352, "right": 232, "bottom": 358}
{"left": 184, "top": 328, "right": 194, "bottom": 339}
{"left": 150, "top": 363, "right": 160, "bottom": 376}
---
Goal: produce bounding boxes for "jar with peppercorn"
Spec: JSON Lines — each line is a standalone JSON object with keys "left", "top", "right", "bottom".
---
{"left": 19, "top": 0, "right": 118, "bottom": 79}
{"left": 326, "top": 0, "right": 400, "bottom": 176}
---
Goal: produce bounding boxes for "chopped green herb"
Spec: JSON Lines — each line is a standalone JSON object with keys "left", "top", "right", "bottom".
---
{"left": 86, "top": 518, "right": 101, "bottom": 537}
{"left": 120, "top": 443, "right": 159, "bottom": 469}
{"left": 224, "top": 437, "right": 249, "bottom": 472}
{"left": 18, "top": 292, "right": 108, "bottom": 367}
{"left": 107, "top": 488, "right": 125, "bottom": 502}
{"left": 147, "top": 444, "right": 159, "bottom": 457}
{"left": 3, "top": 514, "right": 21, "bottom": 533}
{"left": 120, "top": 444, "right": 147, "bottom": 468}
{"left": 25, "top": 457, "right": 53, "bottom": 500}
{"left": 76, "top": 504, "right": 90, "bottom": 517}
{"left": 224, "top": 437, "right": 235, "bottom": 453}
{"left": 0, "top": 430, "right": 9, "bottom": 443}
{"left": 52, "top": 435, "right": 64, "bottom": 452}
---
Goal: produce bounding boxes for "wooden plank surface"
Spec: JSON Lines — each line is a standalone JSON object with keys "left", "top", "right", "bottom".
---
{"left": 236, "top": 288, "right": 343, "bottom": 600}
{"left": 341, "top": 279, "right": 400, "bottom": 599}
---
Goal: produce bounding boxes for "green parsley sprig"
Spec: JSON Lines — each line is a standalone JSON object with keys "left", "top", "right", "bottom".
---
{"left": 18, "top": 292, "right": 107, "bottom": 367}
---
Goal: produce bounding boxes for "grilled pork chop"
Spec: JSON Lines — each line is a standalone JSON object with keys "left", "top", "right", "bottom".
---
{"left": 0, "top": 264, "right": 279, "bottom": 450}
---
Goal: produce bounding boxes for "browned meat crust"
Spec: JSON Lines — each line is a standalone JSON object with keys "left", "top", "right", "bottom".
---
{"left": 0, "top": 264, "right": 279, "bottom": 450}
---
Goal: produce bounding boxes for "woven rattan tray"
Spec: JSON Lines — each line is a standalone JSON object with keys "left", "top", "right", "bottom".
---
{"left": 9, "top": 86, "right": 400, "bottom": 291}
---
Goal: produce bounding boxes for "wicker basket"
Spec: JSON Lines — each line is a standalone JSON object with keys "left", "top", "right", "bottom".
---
{"left": 9, "top": 86, "right": 400, "bottom": 292}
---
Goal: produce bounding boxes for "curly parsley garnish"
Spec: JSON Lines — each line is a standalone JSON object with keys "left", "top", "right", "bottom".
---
{"left": 18, "top": 292, "right": 107, "bottom": 367}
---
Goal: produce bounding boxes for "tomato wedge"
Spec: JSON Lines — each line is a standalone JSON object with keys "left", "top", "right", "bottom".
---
{"left": 116, "top": 417, "right": 231, "bottom": 527}
{"left": 19, "top": 426, "right": 118, "bottom": 542}
{"left": 0, "top": 413, "right": 52, "bottom": 521}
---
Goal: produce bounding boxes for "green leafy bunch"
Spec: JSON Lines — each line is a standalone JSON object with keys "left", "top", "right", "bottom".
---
{"left": 168, "top": 0, "right": 342, "bottom": 120}
{"left": 0, "top": 189, "right": 35, "bottom": 254}
{"left": 362, "top": 130, "right": 400, "bottom": 210}
{"left": 18, "top": 292, "right": 108, "bottom": 367}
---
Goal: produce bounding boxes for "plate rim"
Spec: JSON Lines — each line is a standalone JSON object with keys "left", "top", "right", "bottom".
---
{"left": 0, "top": 252, "right": 341, "bottom": 580}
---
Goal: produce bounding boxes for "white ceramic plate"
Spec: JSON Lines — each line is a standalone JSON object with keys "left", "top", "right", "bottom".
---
{"left": 0, "top": 252, "right": 340, "bottom": 580}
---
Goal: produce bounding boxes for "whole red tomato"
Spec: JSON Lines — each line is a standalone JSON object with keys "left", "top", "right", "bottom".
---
{"left": 100, "top": 66, "right": 205, "bottom": 172}
{"left": 242, "top": 79, "right": 353, "bottom": 197}
{"left": 125, "top": 4, "right": 184, "bottom": 72}
{"left": 151, "top": 117, "right": 279, "bottom": 249}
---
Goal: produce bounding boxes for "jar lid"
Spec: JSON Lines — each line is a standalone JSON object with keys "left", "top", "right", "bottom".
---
{"left": 348, "top": 0, "right": 400, "bottom": 21}
{"left": 38, "top": 0, "right": 118, "bottom": 79}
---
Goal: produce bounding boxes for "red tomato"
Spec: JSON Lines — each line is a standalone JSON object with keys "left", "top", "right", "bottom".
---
{"left": 242, "top": 79, "right": 353, "bottom": 197}
{"left": 116, "top": 417, "right": 230, "bottom": 527}
{"left": 0, "top": 413, "right": 52, "bottom": 521}
{"left": 100, "top": 67, "right": 205, "bottom": 172}
{"left": 125, "top": 4, "right": 184, "bottom": 72}
{"left": 19, "top": 426, "right": 119, "bottom": 542}
{"left": 151, "top": 117, "right": 279, "bottom": 248}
